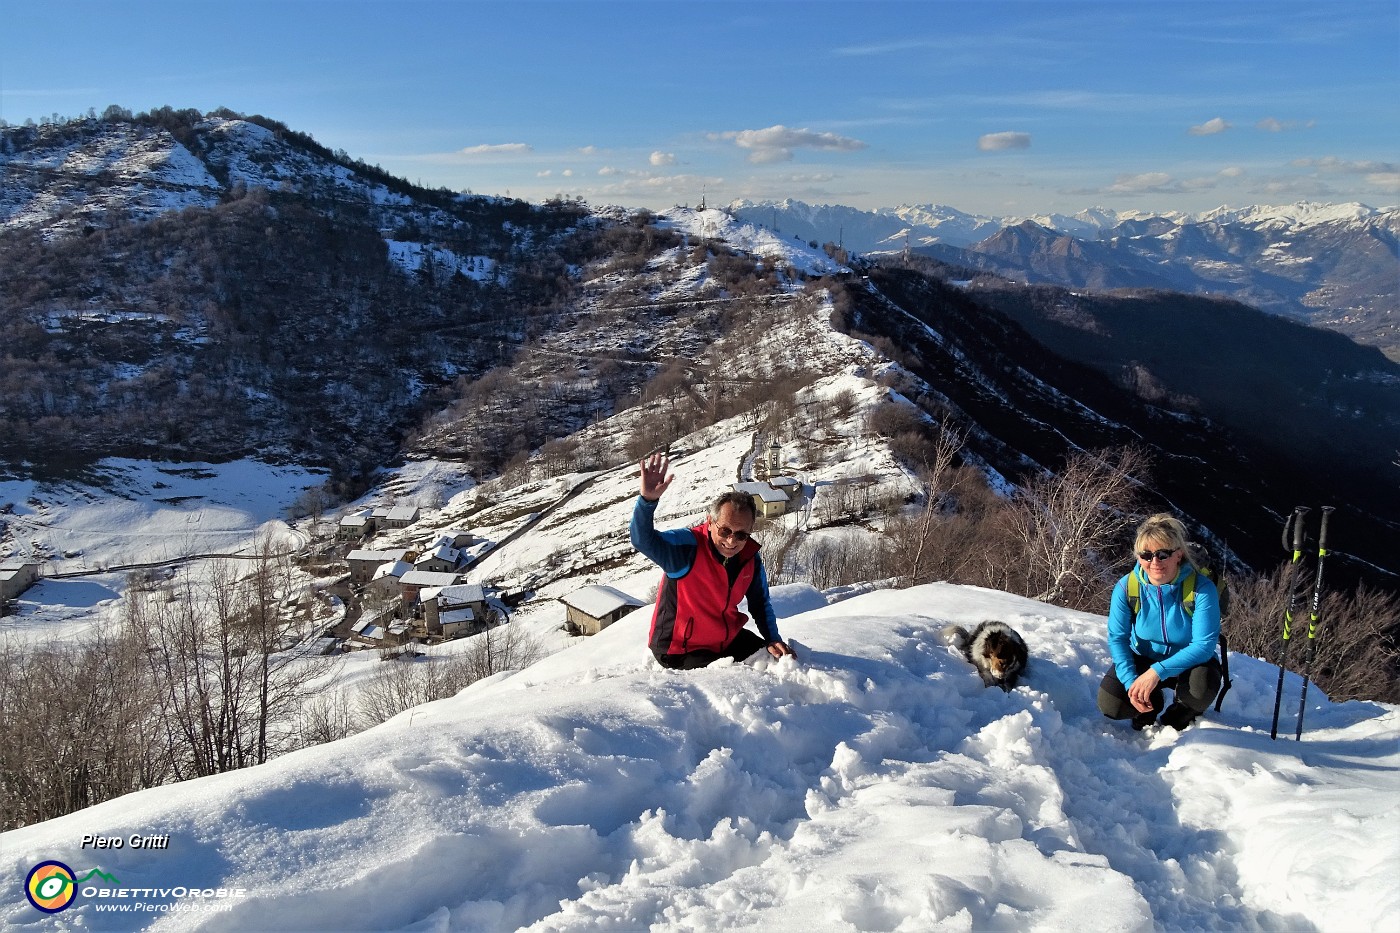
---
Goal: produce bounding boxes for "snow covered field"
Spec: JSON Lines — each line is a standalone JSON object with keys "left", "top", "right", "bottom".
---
{"left": 2, "top": 582, "right": 1395, "bottom": 932}
{"left": 0, "top": 459, "right": 321, "bottom": 644}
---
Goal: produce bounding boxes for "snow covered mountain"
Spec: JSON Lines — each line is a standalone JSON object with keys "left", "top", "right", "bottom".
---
{"left": 2, "top": 578, "right": 1395, "bottom": 931}
{"left": 0, "top": 110, "right": 589, "bottom": 478}
{"left": 728, "top": 198, "right": 1400, "bottom": 355}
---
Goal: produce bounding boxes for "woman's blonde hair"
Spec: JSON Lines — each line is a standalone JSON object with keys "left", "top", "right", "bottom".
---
{"left": 1134, "top": 513, "right": 1199, "bottom": 566}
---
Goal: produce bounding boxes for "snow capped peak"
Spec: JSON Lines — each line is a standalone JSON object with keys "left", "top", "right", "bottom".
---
{"left": 1195, "top": 200, "right": 1379, "bottom": 227}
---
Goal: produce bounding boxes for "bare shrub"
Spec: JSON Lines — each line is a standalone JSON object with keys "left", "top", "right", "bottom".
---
{"left": 298, "top": 690, "right": 356, "bottom": 745}
{"left": 355, "top": 624, "right": 545, "bottom": 729}
{"left": 866, "top": 400, "right": 922, "bottom": 438}
{"left": 0, "top": 622, "right": 169, "bottom": 829}
{"left": 761, "top": 521, "right": 802, "bottom": 586}
{"left": 798, "top": 535, "right": 887, "bottom": 590}
{"left": 1224, "top": 569, "right": 1400, "bottom": 703}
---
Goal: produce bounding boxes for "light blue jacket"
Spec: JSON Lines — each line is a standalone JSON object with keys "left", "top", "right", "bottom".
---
{"left": 1107, "top": 563, "right": 1220, "bottom": 688}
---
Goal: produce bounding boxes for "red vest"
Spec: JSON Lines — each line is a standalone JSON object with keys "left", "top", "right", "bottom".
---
{"left": 648, "top": 523, "right": 759, "bottom": 657}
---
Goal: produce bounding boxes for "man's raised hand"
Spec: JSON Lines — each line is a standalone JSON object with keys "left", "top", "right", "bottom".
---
{"left": 639, "top": 452, "right": 673, "bottom": 501}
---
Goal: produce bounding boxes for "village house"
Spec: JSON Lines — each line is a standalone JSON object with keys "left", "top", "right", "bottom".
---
{"left": 399, "top": 569, "right": 463, "bottom": 607}
{"left": 438, "top": 528, "right": 474, "bottom": 548}
{"left": 346, "top": 548, "right": 410, "bottom": 584}
{"left": 561, "top": 584, "right": 645, "bottom": 636}
{"left": 369, "top": 558, "right": 414, "bottom": 596}
{"left": 0, "top": 560, "right": 42, "bottom": 602}
{"left": 349, "top": 607, "right": 395, "bottom": 648}
{"left": 423, "top": 583, "right": 490, "bottom": 638}
{"left": 414, "top": 537, "right": 462, "bottom": 574}
{"left": 732, "top": 481, "right": 789, "bottom": 519}
{"left": 336, "top": 511, "right": 375, "bottom": 541}
{"left": 383, "top": 505, "right": 420, "bottom": 529}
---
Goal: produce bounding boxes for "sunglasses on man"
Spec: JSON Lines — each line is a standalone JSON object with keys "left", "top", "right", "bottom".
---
{"left": 714, "top": 526, "right": 752, "bottom": 542}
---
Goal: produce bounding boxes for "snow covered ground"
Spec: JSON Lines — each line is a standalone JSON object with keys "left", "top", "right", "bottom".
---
{"left": 2, "top": 582, "right": 1395, "bottom": 932}
{"left": 0, "top": 459, "right": 322, "bottom": 645}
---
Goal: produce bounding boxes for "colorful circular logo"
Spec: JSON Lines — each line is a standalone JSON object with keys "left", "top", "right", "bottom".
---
{"left": 25, "top": 861, "right": 77, "bottom": 913}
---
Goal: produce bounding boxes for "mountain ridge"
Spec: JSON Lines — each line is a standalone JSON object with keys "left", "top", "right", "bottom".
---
{"left": 729, "top": 197, "right": 1400, "bottom": 356}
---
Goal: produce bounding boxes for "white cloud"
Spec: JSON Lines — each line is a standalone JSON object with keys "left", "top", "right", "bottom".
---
{"left": 775, "top": 172, "right": 836, "bottom": 184}
{"left": 1103, "top": 172, "right": 1180, "bottom": 194}
{"left": 460, "top": 142, "right": 533, "bottom": 156}
{"left": 650, "top": 151, "right": 677, "bottom": 166}
{"left": 1367, "top": 172, "right": 1400, "bottom": 193}
{"left": 1188, "top": 117, "right": 1231, "bottom": 136}
{"left": 1292, "top": 156, "right": 1398, "bottom": 174}
{"left": 711, "top": 125, "right": 867, "bottom": 164}
{"left": 598, "top": 166, "right": 622, "bottom": 176}
{"left": 978, "top": 132, "right": 1031, "bottom": 152}
{"left": 1256, "top": 117, "right": 1314, "bottom": 133}
{"left": 536, "top": 170, "right": 552, "bottom": 177}
{"left": 578, "top": 145, "right": 600, "bottom": 155}
{"left": 1219, "top": 166, "right": 1245, "bottom": 178}
{"left": 1291, "top": 157, "right": 1400, "bottom": 193}
{"left": 562, "top": 169, "right": 574, "bottom": 178}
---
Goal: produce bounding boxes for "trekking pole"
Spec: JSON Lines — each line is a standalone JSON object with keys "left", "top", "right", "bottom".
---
{"left": 1294, "top": 506, "right": 1334, "bottom": 740}
{"left": 1269, "top": 506, "right": 1311, "bottom": 740}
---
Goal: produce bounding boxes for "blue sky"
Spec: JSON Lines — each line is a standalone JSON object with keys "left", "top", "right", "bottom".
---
{"left": 3, "top": 0, "right": 1396, "bottom": 216}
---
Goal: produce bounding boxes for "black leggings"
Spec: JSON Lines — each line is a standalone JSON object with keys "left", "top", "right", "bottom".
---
{"left": 656, "top": 629, "right": 767, "bottom": 670}
{"left": 1098, "top": 652, "right": 1222, "bottom": 719}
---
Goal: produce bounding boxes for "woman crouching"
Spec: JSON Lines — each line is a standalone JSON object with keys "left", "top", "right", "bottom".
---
{"left": 1098, "top": 513, "right": 1223, "bottom": 731}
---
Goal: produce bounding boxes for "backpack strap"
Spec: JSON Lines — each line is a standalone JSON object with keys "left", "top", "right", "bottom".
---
{"left": 1126, "top": 568, "right": 1197, "bottom": 616}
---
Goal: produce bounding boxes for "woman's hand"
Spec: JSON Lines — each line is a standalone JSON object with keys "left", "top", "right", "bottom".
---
{"left": 766, "top": 640, "right": 795, "bottom": 660}
{"left": 1128, "top": 668, "right": 1162, "bottom": 713}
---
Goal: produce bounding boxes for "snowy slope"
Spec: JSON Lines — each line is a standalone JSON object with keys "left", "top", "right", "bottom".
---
{"left": 1, "top": 583, "right": 1394, "bottom": 932}
{"left": 661, "top": 208, "right": 849, "bottom": 276}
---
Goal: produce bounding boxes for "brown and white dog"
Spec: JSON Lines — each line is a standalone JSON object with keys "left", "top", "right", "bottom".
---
{"left": 942, "top": 621, "right": 1028, "bottom": 692}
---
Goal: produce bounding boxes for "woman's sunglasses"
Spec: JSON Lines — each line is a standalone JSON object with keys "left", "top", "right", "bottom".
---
{"left": 1138, "top": 548, "right": 1178, "bottom": 562}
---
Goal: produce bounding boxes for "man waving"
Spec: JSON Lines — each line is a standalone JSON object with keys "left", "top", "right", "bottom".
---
{"left": 629, "top": 452, "right": 794, "bottom": 669}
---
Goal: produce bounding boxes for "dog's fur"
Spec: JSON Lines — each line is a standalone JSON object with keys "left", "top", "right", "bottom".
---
{"left": 942, "top": 621, "right": 1028, "bottom": 691}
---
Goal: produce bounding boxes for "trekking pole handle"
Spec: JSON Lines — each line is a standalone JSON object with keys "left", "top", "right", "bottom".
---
{"left": 1316, "top": 506, "right": 1333, "bottom": 551}
{"left": 1288, "top": 506, "right": 1310, "bottom": 555}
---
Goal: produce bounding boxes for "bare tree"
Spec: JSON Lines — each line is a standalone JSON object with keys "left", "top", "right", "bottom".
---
{"left": 1000, "top": 446, "right": 1148, "bottom": 610}
{"left": 901, "top": 426, "right": 966, "bottom": 583}
{"left": 132, "top": 546, "right": 333, "bottom": 779}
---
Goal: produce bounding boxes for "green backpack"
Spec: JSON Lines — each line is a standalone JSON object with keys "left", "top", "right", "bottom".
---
{"left": 1125, "top": 559, "right": 1233, "bottom": 711}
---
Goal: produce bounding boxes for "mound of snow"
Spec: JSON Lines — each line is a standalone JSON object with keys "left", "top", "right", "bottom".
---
{"left": 2, "top": 583, "right": 1394, "bottom": 932}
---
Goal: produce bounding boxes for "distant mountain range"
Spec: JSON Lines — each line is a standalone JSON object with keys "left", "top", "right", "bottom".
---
{"left": 729, "top": 198, "right": 1400, "bottom": 358}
